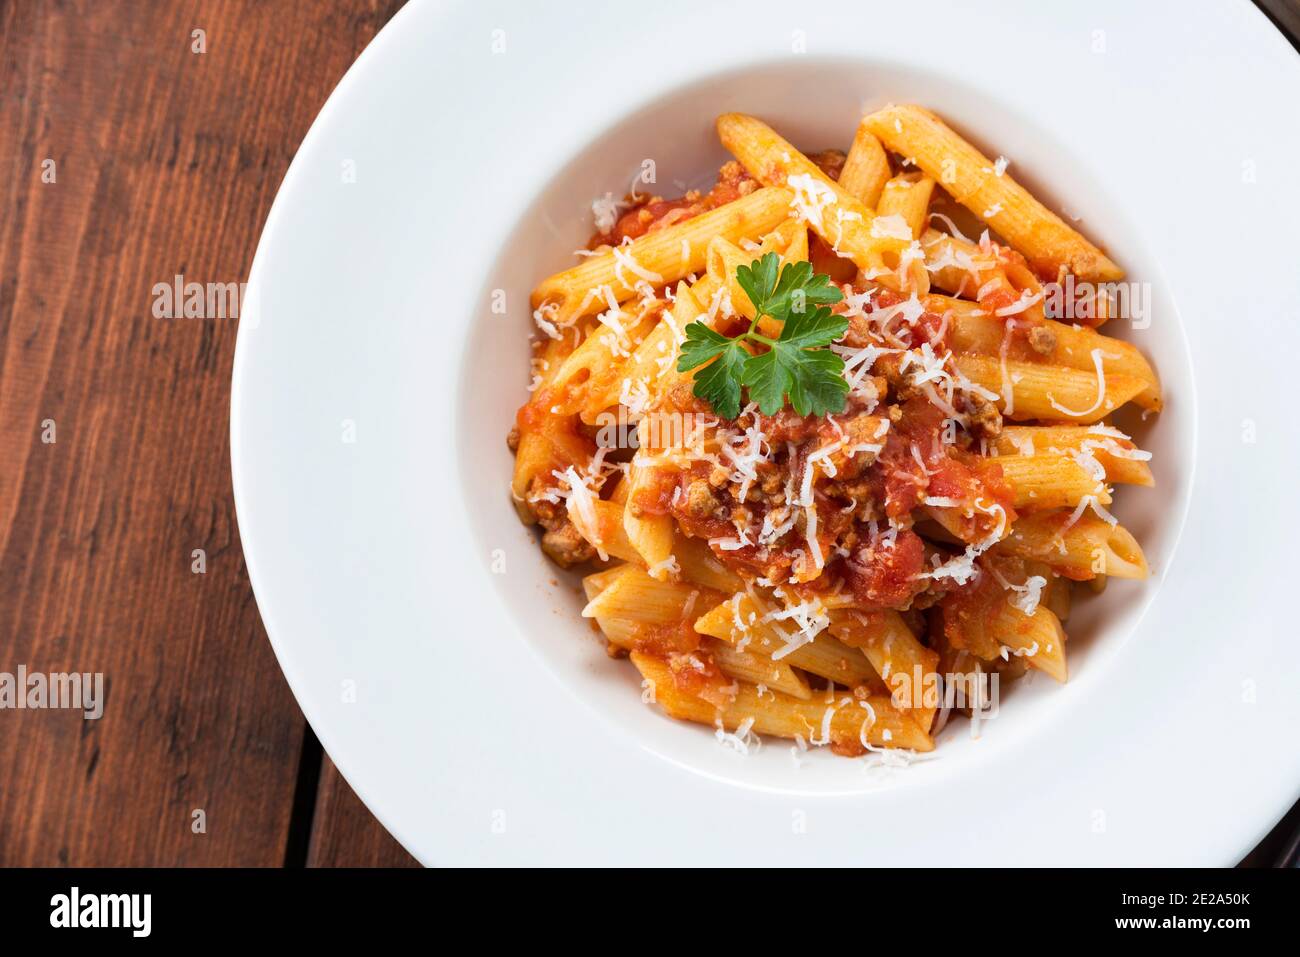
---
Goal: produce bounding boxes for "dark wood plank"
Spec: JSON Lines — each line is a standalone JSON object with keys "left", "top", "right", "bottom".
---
{"left": 306, "top": 756, "right": 419, "bottom": 868}
{"left": 0, "top": 0, "right": 404, "bottom": 866}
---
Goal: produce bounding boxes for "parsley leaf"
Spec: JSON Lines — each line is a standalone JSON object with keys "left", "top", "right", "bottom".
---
{"left": 677, "top": 321, "right": 750, "bottom": 419}
{"left": 676, "top": 252, "right": 848, "bottom": 418}
{"left": 748, "top": 306, "right": 850, "bottom": 416}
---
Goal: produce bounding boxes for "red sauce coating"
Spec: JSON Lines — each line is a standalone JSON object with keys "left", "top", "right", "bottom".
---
{"left": 591, "top": 161, "right": 756, "bottom": 247}
{"left": 843, "top": 527, "right": 927, "bottom": 609}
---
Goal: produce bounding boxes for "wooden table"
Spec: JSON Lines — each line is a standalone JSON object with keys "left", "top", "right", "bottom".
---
{"left": 0, "top": 0, "right": 414, "bottom": 867}
{"left": 0, "top": 0, "right": 1295, "bottom": 868}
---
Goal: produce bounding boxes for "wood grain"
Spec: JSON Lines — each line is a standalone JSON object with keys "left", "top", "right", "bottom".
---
{"left": 0, "top": 0, "right": 410, "bottom": 866}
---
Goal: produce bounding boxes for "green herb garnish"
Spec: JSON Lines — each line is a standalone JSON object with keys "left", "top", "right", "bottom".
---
{"left": 676, "top": 252, "right": 848, "bottom": 418}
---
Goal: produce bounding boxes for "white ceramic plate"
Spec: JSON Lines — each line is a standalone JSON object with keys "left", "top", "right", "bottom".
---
{"left": 232, "top": 0, "right": 1300, "bottom": 865}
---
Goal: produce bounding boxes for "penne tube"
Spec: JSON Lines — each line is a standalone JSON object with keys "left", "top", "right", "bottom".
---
{"left": 510, "top": 418, "right": 594, "bottom": 515}
{"left": 568, "top": 499, "right": 652, "bottom": 565}
{"left": 706, "top": 638, "right": 812, "bottom": 699}
{"left": 623, "top": 465, "right": 676, "bottom": 578}
{"left": 547, "top": 307, "right": 662, "bottom": 416}
{"left": 827, "top": 610, "right": 939, "bottom": 732}
{"left": 995, "top": 425, "right": 1154, "bottom": 486}
{"left": 581, "top": 563, "right": 722, "bottom": 624}
{"left": 996, "top": 453, "right": 1111, "bottom": 510}
{"left": 672, "top": 536, "right": 747, "bottom": 594}
{"left": 985, "top": 556, "right": 1073, "bottom": 626}
{"left": 952, "top": 353, "right": 1146, "bottom": 423}
{"left": 531, "top": 186, "right": 793, "bottom": 327}
{"left": 981, "top": 600, "right": 1068, "bottom": 683}
{"left": 864, "top": 104, "right": 1123, "bottom": 282}
{"left": 993, "top": 510, "right": 1148, "bottom": 581}
{"left": 592, "top": 614, "right": 638, "bottom": 648}
{"left": 924, "top": 500, "right": 1013, "bottom": 547}
{"left": 923, "top": 293, "right": 987, "bottom": 320}
{"left": 632, "top": 653, "right": 934, "bottom": 753}
{"left": 512, "top": 329, "right": 590, "bottom": 514}
{"left": 921, "top": 231, "right": 992, "bottom": 297}
{"left": 937, "top": 293, "right": 1161, "bottom": 410}
{"left": 838, "top": 121, "right": 891, "bottom": 208}
{"left": 578, "top": 279, "right": 717, "bottom": 423}
{"left": 715, "top": 113, "right": 925, "bottom": 293}
{"left": 877, "top": 172, "right": 936, "bottom": 240}
{"left": 582, "top": 565, "right": 627, "bottom": 600}
{"left": 694, "top": 594, "right": 884, "bottom": 691}
{"left": 588, "top": 609, "right": 810, "bottom": 698}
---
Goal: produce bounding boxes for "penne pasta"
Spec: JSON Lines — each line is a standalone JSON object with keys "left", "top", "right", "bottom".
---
{"left": 716, "top": 113, "right": 926, "bottom": 292}
{"left": 672, "top": 536, "right": 747, "bottom": 594}
{"left": 937, "top": 293, "right": 1162, "bottom": 410}
{"left": 623, "top": 465, "right": 677, "bottom": 578}
{"left": 706, "top": 638, "right": 812, "bottom": 700}
{"left": 578, "top": 279, "right": 715, "bottom": 423}
{"left": 532, "top": 186, "right": 793, "bottom": 327}
{"left": 877, "top": 172, "right": 936, "bottom": 240}
{"left": 920, "top": 228, "right": 1045, "bottom": 324}
{"left": 827, "top": 610, "right": 940, "bottom": 732}
{"left": 582, "top": 563, "right": 723, "bottom": 624}
{"left": 837, "top": 121, "right": 891, "bottom": 207}
{"left": 632, "top": 653, "right": 934, "bottom": 754}
{"left": 693, "top": 593, "right": 885, "bottom": 691}
{"left": 995, "top": 453, "right": 1111, "bottom": 510}
{"left": 943, "top": 582, "right": 1069, "bottom": 683}
{"left": 994, "top": 510, "right": 1148, "bottom": 581}
{"left": 864, "top": 104, "right": 1123, "bottom": 282}
{"left": 952, "top": 353, "right": 1146, "bottom": 423}
{"left": 995, "top": 425, "right": 1154, "bottom": 487}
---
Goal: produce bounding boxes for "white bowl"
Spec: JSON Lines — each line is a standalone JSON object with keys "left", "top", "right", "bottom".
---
{"left": 233, "top": 0, "right": 1300, "bottom": 864}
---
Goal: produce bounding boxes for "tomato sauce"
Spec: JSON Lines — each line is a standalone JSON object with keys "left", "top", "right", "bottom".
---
{"left": 842, "top": 527, "right": 927, "bottom": 609}
{"left": 590, "top": 161, "right": 757, "bottom": 248}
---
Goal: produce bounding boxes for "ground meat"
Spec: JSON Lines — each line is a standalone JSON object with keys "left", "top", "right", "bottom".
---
{"left": 1027, "top": 325, "right": 1057, "bottom": 355}
{"left": 966, "top": 394, "right": 1003, "bottom": 439}
{"left": 684, "top": 479, "right": 723, "bottom": 520}
{"left": 540, "top": 521, "right": 595, "bottom": 568}
{"left": 824, "top": 476, "right": 874, "bottom": 504}
{"left": 875, "top": 356, "right": 923, "bottom": 405}
{"left": 528, "top": 489, "right": 566, "bottom": 530}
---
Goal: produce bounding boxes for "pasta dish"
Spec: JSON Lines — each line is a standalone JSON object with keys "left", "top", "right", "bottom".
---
{"left": 508, "top": 106, "right": 1159, "bottom": 758}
